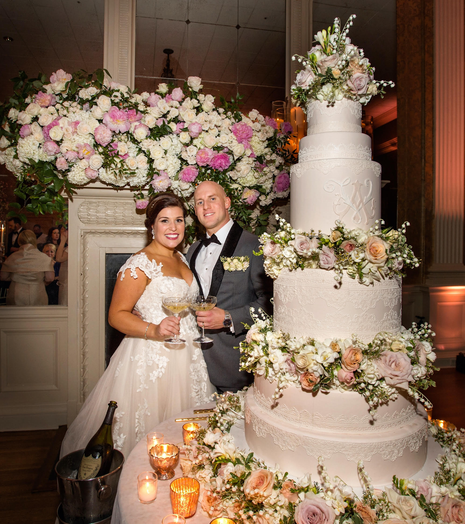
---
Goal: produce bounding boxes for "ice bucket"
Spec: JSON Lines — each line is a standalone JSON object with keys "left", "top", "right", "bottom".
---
{"left": 55, "top": 449, "right": 124, "bottom": 524}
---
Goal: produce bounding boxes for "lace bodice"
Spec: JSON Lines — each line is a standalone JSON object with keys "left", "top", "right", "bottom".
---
{"left": 118, "top": 252, "right": 199, "bottom": 334}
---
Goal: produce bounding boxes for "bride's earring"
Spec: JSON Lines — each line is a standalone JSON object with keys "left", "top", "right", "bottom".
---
{"left": 152, "top": 228, "right": 155, "bottom": 240}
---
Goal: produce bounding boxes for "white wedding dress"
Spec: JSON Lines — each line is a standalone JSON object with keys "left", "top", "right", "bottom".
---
{"left": 61, "top": 252, "right": 215, "bottom": 461}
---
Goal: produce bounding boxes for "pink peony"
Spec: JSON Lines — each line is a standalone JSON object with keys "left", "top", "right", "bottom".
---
{"left": 103, "top": 106, "right": 131, "bottom": 133}
{"left": 135, "top": 199, "right": 149, "bottom": 209}
{"left": 35, "top": 91, "right": 56, "bottom": 107}
{"left": 64, "top": 150, "right": 78, "bottom": 162}
{"left": 319, "top": 245, "right": 336, "bottom": 269}
{"left": 337, "top": 368, "right": 355, "bottom": 386}
{"left": 85, "top": 167, "right": 98, "bottom": 179}
{"left": 77, "top": 143, "right": 95, "bottom": 159}
{"left": 231, "top": 122, "right": 253, "bottom": 145}
{"left": 126, "top": 109, "right": 143, "bottom": 123}
{"left": 19, "top": 125, "right": 32, "bottom": 138}
{"left": 56, "top": 157, "right": 68, "bottom": 171}
{"left": 265, "top": 116, "right": 278, "bottom": 129}
{"left": 151, "top": 173, "right": 171, "bottom": 192}
{"left": 108, "top": 142, "right": 119, "bottom": 156}
{"left": 209, "top": 152, "right": 231, "bottom": 171}
{"left": 188, "top": 122, "right": 203, "bottom": 138}
{"left": 94, "top": 124, "right": 113, "bottom": 146}
{"left": 196, "top": 148, "right": 215, "bottom": 166}
{"left": 376, "top": 351, "right": 413, "bottom": 389}
{"left": 295, "top": 494, "right": 336, "bottom": 524}
{"left": 274, "top": 172, "right": 290, "bottom": 193}
{"left": 242, "top": 188, "right": 260, "bottom": 205}
{"left": 174, "top": 122, "right": 186, "bottom": 134}
{"left": 341, "top": 239, "right": 356, "bottom": 252}
{"left": 50, "top": 69, "right": 72, "bottom": 84}
{"left": 43, "top": 140, "right": 60, "bottom": 156}
{"left": 179, "top": 166, "right": 199, "bottom": 183}
{"left": 171, "top": 87, "right": 184, "bottom": 102}
{"left": 281, "top": 121, "right": 293, "bottom": 134}
{"left": 147, "top": 93, "right": 161, "bottom": 107}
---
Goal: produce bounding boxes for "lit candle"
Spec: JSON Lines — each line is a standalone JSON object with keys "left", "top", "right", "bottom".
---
{"left": 147, "top": 431, "right": 164, "bottom": 454}
{"left": 162, "top": 515, "right": 186, "bottom": 524}
{"left": 170, "top": 477, "right": 200, "bottom": 518}
{"left": 149, "top": 443, "right": 179, "bottom": 480}
{"left": 137, "top": 471, "right": 158, "bottom": 504}
{"left": 434, "top": 419, "right": 456, "bottom": 431}
{"left": 0, "top": 223, "right": 4, "bottom": 246}
{"left": 211, "top": 519, "right": 236, "bottom": 524}
{"left": 182, "top": 422, "right": 200, "bottom": 445}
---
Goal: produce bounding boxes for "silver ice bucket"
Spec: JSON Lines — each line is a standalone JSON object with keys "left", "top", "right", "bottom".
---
{"left": 55, "top": 449, "right": 124, "bottom": 524}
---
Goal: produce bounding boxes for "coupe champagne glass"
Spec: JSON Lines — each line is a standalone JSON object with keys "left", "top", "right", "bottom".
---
{"left": 190, "top": 295, "right": 217, "bottom": 344}
{"left": 162, "top": 295, "right": 190, "bottom": 345}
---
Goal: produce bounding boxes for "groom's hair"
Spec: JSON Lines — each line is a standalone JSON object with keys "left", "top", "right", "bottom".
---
{"left": 145, "top": 192, "right": 187, "bottom": 232}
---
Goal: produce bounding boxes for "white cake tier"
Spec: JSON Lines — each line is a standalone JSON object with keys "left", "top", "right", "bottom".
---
{"left": 306, "top": 99, "right": 362, "bottom": 135}
{"left": 273, "top": 269, "right": 402, "bottom": 343}
{"left": 290, "top": 157, "right": 381, "bottom": 233}
{"left": 244, "top": 376, "right": 428, "bottom": 486}
{"left": 299, "top": 132, "right": 372, "bottom": 162}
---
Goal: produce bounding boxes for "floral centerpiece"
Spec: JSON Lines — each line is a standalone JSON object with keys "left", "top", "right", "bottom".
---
{"left": 0, "top": 69, "right": 293, "bottom": 242}
{"left": 291, "top": 14, "right": 395, "bottom": 107}
{"left": 240, "top": 311, "right": 436, "bottom": 415}
{"left": 181, "top": 391, "right": 465, "bottom": 524}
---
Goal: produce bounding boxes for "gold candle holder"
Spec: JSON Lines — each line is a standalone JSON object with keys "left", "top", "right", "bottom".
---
{"left": 434, "top": 419, "right": 456, "bottom": 431}
{"left": 182, "top": 422, "right": 200, "bottom": 445}
{"left": 170, "top": 477, "right": 200, "bottom": 518}
{"left": 149, "top": 443, "right": 179, "bottom": 480}
{"left": 147, "top": 431, "right": 164, "bottom": 455}
{"left": 162, "top": 515, "right": 186, "bottom": 524}
{"left": 211, "top": 519, "right": 236, "bottom": 524}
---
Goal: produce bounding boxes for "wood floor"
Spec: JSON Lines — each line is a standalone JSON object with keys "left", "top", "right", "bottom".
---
{"left": 0, "top": 368, "right": 464, "bottom": 524}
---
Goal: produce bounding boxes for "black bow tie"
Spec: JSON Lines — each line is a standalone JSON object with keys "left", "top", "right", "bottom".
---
{"left": 202, "top": 234, "right": 221, "bottom": 247}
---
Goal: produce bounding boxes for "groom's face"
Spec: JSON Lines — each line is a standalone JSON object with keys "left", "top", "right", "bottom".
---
{"left": 194, "top": 181, "right": 231, "bottom": 235}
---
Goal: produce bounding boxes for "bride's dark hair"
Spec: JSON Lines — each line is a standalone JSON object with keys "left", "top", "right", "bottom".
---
{"left": 144, "top": 192, "right": 187, "bottom": 235}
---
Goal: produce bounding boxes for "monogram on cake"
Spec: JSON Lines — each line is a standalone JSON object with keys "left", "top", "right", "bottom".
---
{"left": 241, "top": 16, "right": 435, "bottom": 487}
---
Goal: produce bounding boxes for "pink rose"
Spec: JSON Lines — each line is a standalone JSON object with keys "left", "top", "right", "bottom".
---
{"left": 171, "top": 87, "right": 184, "bottom": 102}
{"left": 348, "top": 73, "right": 370, "bottom": 94}
{"left": 341, "top": 239, "right": 356, "bottom": 252}
{"left": 295, "top": 493, "right": 336, "bottom": 524}
{"left": 319, "top": 245, "right": 336, "bottom": 269}
{"left": 415, "top": 341, "right": 428, "bottom": 366}
{"left": 94, "top": 124, "right": 113, "bottom": 146}
{"left": 188, "top": 122, "right": 203, "bottom": 138}
{"left": 337, "top": 368, "right": 355, "bottom": 386}
{"left": 317, "top": 53, "right": 340, "bottom": 74}
{"left": 274, "top": 172, "right": 290, "bottom": 193}
{"left": 243, "top": 469, "right": 274, "bottom": 503}
{"left": 43, "top": 140, "right": 60, "bottom": 156}
{"left": 231, "top": 122, "right": 253, "bottom": 145}
{"left": 263, "top": 240, "right": 281, "bottom": 258}
{"left": 196, "top": 147, "right": 214, "bottom": 166}
{"left": 242, "top": 188, "right": 260, "bottom": 205}
{"left": 19, "top": 125, "right": 32, "bottom": 138}
{"left": 35, "top": 91, "right": 56, "bottom": 107}
{"left": 151, "top": 173, "right": 171, "bottom": 192}
{"left": 414, "top": 480, "right": 433, "bottom": 503}
{"left": 179, "top": 166, "right": 199, "bottom": 183}
{"left": 341, "top": 346, "right": 363, "bottom": 372}
{"left": 281, "top": 480, "right": 299, "bottom": 503}
{"left": 365, "top": 236, "right": 389, "bottom": 266}
{"left": 103, "top": 106, "right": 131, "bottom": 133}
{"left": 209, "top": 152, "right": 231, "bottom": 171}
{"left": 376, "top": 351, "right": 413, "bottom": 389}
{"left": 293, "top": 235, "right": 314, "bottom": 255}
{"left": 300, "top": 371, "right": 320, "bottom": 391}
{"left": 295, "top": 68, "right": 315, "bottom": 88}
{"left": 85, "top": 167, "right": 98, "bottom": 179}
{"left": 56, "top": 157, "right": 68, "bottom": 171}
{"left": 147, "top": 93, "right": 161, "bottom": 107}
{"left": 440, "top": 496, "right": 465, "bottom": 524}
{"left": 135, "top": 199, "right": 149, "bottom": 210}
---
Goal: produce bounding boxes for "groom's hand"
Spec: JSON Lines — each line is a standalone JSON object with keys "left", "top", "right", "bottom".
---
{"left": 196, "top": 307, "right": 226, "bottom": 330}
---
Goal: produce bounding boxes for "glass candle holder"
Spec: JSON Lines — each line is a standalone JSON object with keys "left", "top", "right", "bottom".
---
{"left": 170, "top": 477, "right": 200, "bottom": 518}
{"left": 137, "top": 471, "right": 158, "bottom": 504}
{"left": 147, "top": 431, "right": 164, "bottom": 455}
{"left": 211, "top": 519, "right": 236, "bottom": 524}
{"left": 149, "top": 443, "right": 179, "bottom": 480}
{"left": 182, "top": 422, "right": 200, "bottom": 445}
{"left": 162, "top": 515, "right": 186, "bottom": 524}
{"left": 434, "top": 419, "right": 456, "bottom": 431}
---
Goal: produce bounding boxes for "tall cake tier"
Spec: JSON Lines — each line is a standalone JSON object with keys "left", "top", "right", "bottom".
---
{"left": 273, "top": 269, "right": 402, "bottom": 342}
{"left": 290, "top": 100, "right": 381, "bottom": 233}
{"left": 245, "top": 376, "right": 428, "bottom": 486}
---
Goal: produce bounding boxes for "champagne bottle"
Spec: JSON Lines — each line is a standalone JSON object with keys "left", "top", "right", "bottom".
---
{"left": 77, "top": 400, "right": 118, "bottom": 480}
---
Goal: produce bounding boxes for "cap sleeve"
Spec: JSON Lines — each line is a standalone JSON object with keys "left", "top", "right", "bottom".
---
{"left": 118, "top": 253, "right": 163, "bottom": 281}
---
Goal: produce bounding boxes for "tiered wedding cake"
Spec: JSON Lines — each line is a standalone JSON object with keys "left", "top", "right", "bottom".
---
{"left": 241, "top": 27, "right": 435, "bottom": 483}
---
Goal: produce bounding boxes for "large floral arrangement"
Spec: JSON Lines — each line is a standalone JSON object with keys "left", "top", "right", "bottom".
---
{"left": 181, "top": 391, "right": 465, "bottom": 524}
{"left": 0, "top": 70, "right": 293, "bottom": 242}
{"left": 239, "top": 311, "right": 437, "bottom": 415}
{"left": 257, "top": 216, "right": 420, "bottom": 286}
{"left": 291, "top": 15, "right": 395, "bottom": 107}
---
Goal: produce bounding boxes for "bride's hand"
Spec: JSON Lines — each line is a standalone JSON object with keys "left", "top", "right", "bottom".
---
{"left": 153, "top": 316, "right": 180, "bottom": 340}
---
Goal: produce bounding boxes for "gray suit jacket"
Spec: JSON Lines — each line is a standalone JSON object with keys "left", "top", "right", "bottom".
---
{"left": 186, "top": 221, "right": 273, "bottom": 392}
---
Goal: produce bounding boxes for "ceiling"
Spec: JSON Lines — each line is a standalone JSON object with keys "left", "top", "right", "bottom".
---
{"left": 0, "top": 0, "right": 396, "bottom": 119}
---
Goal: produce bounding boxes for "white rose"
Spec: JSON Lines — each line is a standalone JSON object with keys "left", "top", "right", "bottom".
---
{"left": 155, "top": 157, "right": 168, "bottom": 170}
{"left": 150, "top": 145, "right": 164, "bottom": 159}
{"left": 125, "top": 156, "right": 138, "bottom": 170}
{"left": 157, "top": 83, "right": 169, "bottom": 94}
{"left": 49, "top": 126, "right": 64, "bottom": 141}
{"left": 160, "top": 137, "right": 172, "bottom": 150}
{"left": 8, "top": 108, "right": 19, "bottom": 121}
{"left": 89, "top": 154, "right": 103, "bottom": 170}
{"left": 91, "top": 106, "right": 104, "bottom": 120}
{"left": 182, "top": 109, "right": 196, "bottom": 123}
{"left": 231, "top": 142, "right": 245, "bottom": 158}
{"left": 203, "top": 429, "right": 222, "bottom": 446}
{"left": 202, "top": 100, "right": 214, "bottom": 112}
{"left": 77, "top": 122, "right": 91, "bottom": 136}
{"left": 187, "top": 76, "right": 203, "bottom": 91}
{"left": 136, "top": 154, "right": 148, "bottom": 169}
{"left": 179, "top": 131, "right": 191, "bottom": 144}
{"left": 168, "top": 108, "right": 179, "bottom": 119}
{"left": 25, "top": 103, "right": 41, "bottom": 117}
{"left": 118, "top": 142, "right": 129, "bottom": 155}
{"left": 157, "top": 100, "right": 169, "bottom": 113}
{"left": 203, "top": 134, "right": 217, "bottom": 148}
{"left": 97, "top": 95, "right": 112, "bottom": 112}
{"left": 143, "top": 114, "right": 157, "bottom": 128}
{"left": 133, "top": 125, "right": 148, "bottom": 141}
{"left": 38, "top": 113, "right": 53, "bottom": 126}
{"left": 17, "top": 112, "right": 33, "bottom": 125}
{"left": 0, "top": 136, "right": 10, "bottom": 148}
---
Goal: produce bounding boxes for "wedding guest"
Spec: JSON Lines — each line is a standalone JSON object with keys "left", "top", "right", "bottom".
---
{"left": 187, "top": 181, "right": 273, "bottom": 392}
{"left": 7, "top": 217, "right": 23, "bottom": 256}
{"left": 42, "top": 243, "right": 59, "bottom": 305}
{"left": 60, "top": 192, "right": 214, "bottom": 460}
{"left": 33, "top": 224, "right": 48, "bottom": 246}
{"left": 55, "top": 229, "right": 68, "bottom": 305}
{"left": 0, "top": 230, "right": 55, "bottom": 305}
{"left": 46, "top": 226, "right": 61, "bottom": 247}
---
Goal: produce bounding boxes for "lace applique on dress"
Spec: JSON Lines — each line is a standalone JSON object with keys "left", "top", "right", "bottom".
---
{"left": 118, "top": 252, "right": 163, "bottom": 281}
{"left": 113, "top": 411, "right": 127, "bottom": 451}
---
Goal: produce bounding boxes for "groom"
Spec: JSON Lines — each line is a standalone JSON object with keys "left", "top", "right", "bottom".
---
{"left": 187, "top": 181, "right": 273, "bottom": 393}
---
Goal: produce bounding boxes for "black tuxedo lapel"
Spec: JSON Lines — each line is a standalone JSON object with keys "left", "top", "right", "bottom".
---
{"left": 209, "top": 221, "right": 243, "bottom": 297}
{"left": 189, "top": 242, "right": 203, "bottom": 293}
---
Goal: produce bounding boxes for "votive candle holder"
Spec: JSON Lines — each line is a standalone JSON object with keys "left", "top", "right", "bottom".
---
{"left": 434, "top": 419, "right": 456, "bottom": 431}
{"left": 137, "top": 471, "right": 158, "bottom": 504}
{"left": 162, "top": 515, "right": 186, "bottom": 524}
{"left": 210, "top": 519, "right": 236, "bottom": 524}
{"left": 147, "top": 431, "right": 164, "bottom": 455}
{"left": 170, "top": 477, "right": 200, "bottom": 518}
{"left": 182, "top": 422, "right": 200, "bottom": 445}
{"left": 149, "top": 443, "right": 179, "bottom": 480}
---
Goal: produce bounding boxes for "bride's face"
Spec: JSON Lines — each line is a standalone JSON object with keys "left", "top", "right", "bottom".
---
{"left": 152, "top": 206, "right": 185, "bottom": 248}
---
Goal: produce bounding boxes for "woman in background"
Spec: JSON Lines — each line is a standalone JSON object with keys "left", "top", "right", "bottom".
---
{"left": 42, "top": 243, "right": 60, "bottom": 305}
{"left": 0, "top": 230, "right": 55, "bottom": 305}
{"left": 56, "top": 229, "right": 68, "bottom": 305}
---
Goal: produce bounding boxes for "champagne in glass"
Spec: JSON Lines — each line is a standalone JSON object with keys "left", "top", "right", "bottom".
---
{"left": 190, "top": 295, "right": 217, "bottom": 344}
{"left": 162, "top": 296, "right": 190, "bottom": 344}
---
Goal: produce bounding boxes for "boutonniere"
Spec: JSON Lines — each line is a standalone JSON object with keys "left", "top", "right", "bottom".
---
{"left": 221, "top": 256, "right": 250, "bottom": 272}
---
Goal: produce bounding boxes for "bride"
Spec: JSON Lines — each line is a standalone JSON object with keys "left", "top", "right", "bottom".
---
{"left": 61, "top": 193, "right": 215, "bottom": 460}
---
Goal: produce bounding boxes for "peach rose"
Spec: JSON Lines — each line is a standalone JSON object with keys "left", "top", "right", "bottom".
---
{"left": 330, "top": 230, "right": 342, "bottom": 242}
{"left": 376, "top": 351, "right": 413, "bottom": 389}
{"left": 300, "top": 371, "right": 320, "bottom": 391}
{"left": 263, "top": 240, "right": 281, "bottom": 258}
{"left": 295, "top": 493, "right": 336, "bottom": 524}
{"left": 440, "top": 495, "right": 465, "bottom": 524}
{"left": 338, "top": 368, "right": 355, "bottom": 386}
{"left": 201, "top": 490, "right": 222, "bottom": 517}
{"left": 243, "top": 469, "right": 274, "bottom": 503}
{"left": 281, "top": 480, "right": 299, "bottom": 503}
{"left": 341, "top": 346, "right": 363, "bottom": 372}
{"left": 355, "top": 501, "right": 377, "bottom": 524}
{"left": 366, "top": 236, "right": 389, "bottom": 266}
